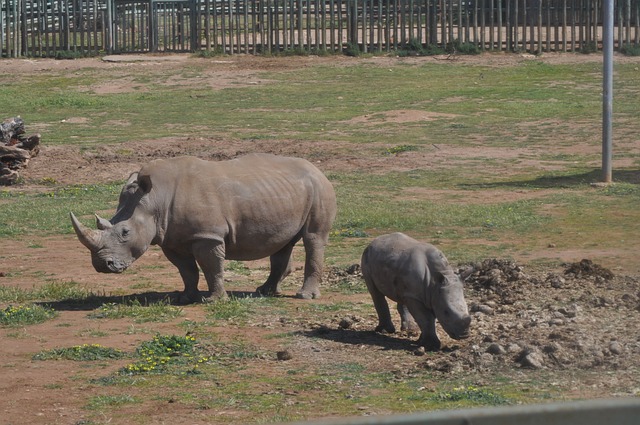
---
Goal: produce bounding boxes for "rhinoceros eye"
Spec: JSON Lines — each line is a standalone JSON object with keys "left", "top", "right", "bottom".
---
{"left": 121, "top": 228, "right": 130, "bottom": 238}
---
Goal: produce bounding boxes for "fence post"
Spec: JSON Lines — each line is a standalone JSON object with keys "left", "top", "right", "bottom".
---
{"left": 602, "top": 0, "right": 613, "bottom": 183}
{"left": 190, "top": 0, "right": 199, "bottom": 50}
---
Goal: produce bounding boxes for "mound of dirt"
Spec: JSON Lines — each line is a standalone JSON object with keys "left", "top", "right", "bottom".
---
{"left": 334, "top": 258, "right": 639, "bottom": 375}
{"left": 564, "top": 259, "right": 615, "bottom": 281}
{"left": 445, "top": 258, "right": 639, "bottom": 373}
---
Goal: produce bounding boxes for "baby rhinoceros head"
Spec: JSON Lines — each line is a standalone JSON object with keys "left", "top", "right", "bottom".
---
{"left": 432, "top": 273, "right": 471, "bottom": 340}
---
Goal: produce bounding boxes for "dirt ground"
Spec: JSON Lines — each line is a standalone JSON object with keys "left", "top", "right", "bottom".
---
{"left": 1, "top": 52, "right": 639, "bottom": 424}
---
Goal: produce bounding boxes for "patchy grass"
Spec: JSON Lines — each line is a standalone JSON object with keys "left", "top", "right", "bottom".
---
{"left": 33, "top": 344, "right": 126, "bottom": 361}
{"left": 88, "top": 299, "right": 183, "bottom": 323}
{"left": 120, "top": 334, "right": 202, "bottom": 375}
{"left": 0, "top": 304, "right": 57, "bottom": 326}
{"left": 204, "top": 296, "right": 285, "bottom": 323}
{"left": 0, "top": 184, "right": 122, "bottom": 237}
{"left": 86, "top": 394, "right": 141, "bottom": 410}
{"left": 430, "top": 385, "right": 512, "bottom": 406}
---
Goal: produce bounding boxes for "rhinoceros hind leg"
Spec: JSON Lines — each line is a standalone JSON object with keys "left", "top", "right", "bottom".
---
{"left": 397, "top": 304, "right": 420, "bottom": 334}
{"left": 363, "top": 277, "right": 395, "bottom": 333}
{"left": 296, "top": 233, "right": 327, "bottom": 299}
{"left": 256, "top": 242, "right": 297, "bottom": 296}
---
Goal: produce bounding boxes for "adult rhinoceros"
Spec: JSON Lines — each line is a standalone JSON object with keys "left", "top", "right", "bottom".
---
{"left": 70, "top": 153, "right": 337, "bottom": 303}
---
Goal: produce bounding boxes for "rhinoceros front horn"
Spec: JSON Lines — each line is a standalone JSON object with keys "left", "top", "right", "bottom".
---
{"left": 70, "top": 212, "right": 103, "bottom": 251}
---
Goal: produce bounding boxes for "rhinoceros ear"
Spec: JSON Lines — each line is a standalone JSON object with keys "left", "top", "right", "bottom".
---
{"left": 95, "top": 214, "right": 113, "bottom": 230}
{"left": 137, "top": 173, "right": 152, "bottom": 194}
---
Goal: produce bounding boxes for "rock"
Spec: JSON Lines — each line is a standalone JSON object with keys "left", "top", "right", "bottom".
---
{"left": 547, "top": 274, "right": 565, "bottom": 288}
{"left": 414, "top": 347, "right": 426, "bottom": 356}
{"left": 520, "top": 351, "right": 545, "bottom": 369}
{"left": 543, "top": 342, "right": 562, "bottom": 353}
{"left": 339, "top": 317, "right": 354, "bottom": 329}
{"left": 507, "top": 343, "right": 521, "bottom": 353}
{"left": 276, "top": 350, "right": 293, "bottom": 361}
{"left": 479, "top": 353, "right": 495, "bottom": 365}
{"left": 548, "top": 331, "right": 565, "bottom": 340}
{"left": 483, "top": 334, "right": 496, "bottom": 343}
{"left": 609, "top": 341, "right": 623, "bottom": 355}
{"left": 471, "top": 304, "right": 495, "bottom": 315}
{"left": 549, "top": 318, "right": 565, "bottom": 326}
{"left": 345, "top": 264, "right": 361, "bottom": 275}
{"left": 486, "top": 343, "right": 506, "bottom": 355}
{"left": 557, "top": 307, "right": 577, "bottom": 318}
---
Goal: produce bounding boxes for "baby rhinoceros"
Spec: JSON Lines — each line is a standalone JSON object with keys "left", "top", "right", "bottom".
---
{"left": 361, "top": 233, "right": 471, "bottom": 351}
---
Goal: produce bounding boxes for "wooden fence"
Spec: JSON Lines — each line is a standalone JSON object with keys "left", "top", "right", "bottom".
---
{"left": 1, "top": 0, "right": 639, "bottom": 57}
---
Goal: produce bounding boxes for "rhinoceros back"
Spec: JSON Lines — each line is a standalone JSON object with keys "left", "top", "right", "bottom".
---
{"left": 140, "top": 154, "right": 336, "bottom": 261}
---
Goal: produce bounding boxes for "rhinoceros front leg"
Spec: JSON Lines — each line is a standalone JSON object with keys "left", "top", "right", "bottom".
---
{"left": 193, "top": 240, "right": 228, "bottom": 302}
{"left": 256, "top": 242, "right": 296, "bottom": 296}
{"left": 297, "top": 233, "right": 327, "bottom": 299}
{"left": 404, "top": 299, "right": 441, "bottom": 351}
{"left": 162, "top": 247, "right": 202, "bottom": 304}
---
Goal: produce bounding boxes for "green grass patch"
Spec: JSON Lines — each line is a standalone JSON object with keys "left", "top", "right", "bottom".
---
{"left": 0, "top": 304, "right": 57, "bottom": 326}
{"left": 385, "top": 144, "right": 419, "bottom": 155}
{"left": 430, "top": 385, "right": 512, "bottom": 406}
{"left": 226, "top": 260, "right": 251, "bottom": 276}
{"left": 0, "top": 59, "right": 612, "bottom": 146}
{"left": 0, "top": 184, "right": 122, "bottom": 237}
{"left": 120, "top": 334, "right": 202, "bottom": 375}
{"left": 86, "top": 394, "right": 141, "bottom": 410}
{"left": 204, "top": 296, "right": 284, "bottom": 322}
{"left": 88, "top": 299, "right": 183, "bottom": 323}
{"left": 33, "top": 344, "right": 126, "bottom": 361}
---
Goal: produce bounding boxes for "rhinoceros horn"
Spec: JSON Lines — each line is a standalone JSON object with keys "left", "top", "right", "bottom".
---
{"left": 95, "top": 214, "right": 113, "bottom": 230}
{"left": 70, "top": 212, "right": 103, "bottom": 251}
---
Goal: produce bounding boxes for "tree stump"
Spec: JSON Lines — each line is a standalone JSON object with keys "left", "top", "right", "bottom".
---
{"left": 0, "top": 117, "right": 41, "bottom": 185}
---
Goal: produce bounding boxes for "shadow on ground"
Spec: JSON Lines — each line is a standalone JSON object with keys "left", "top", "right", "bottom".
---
{"left": 300, "top": 327, "right": 417, "bottom": 352}
{"left": 38, "top": 289, "right": 281, "bottom": 311}
{"left": 460, "top": 169, "right": 640, "bottom": 189}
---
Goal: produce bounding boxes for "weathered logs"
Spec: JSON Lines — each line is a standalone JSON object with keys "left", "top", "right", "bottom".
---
{"left": 0, "top": 117, "right": 41, "bottom": 185}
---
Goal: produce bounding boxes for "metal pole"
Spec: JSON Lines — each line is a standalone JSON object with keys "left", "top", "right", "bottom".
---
{"left": 602, "top": 0, "right": 613, "bottom": 183}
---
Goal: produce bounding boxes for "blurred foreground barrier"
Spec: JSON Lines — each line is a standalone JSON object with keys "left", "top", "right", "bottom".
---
{"left": 286, "top": 398, "right": 640, "bottom": 425}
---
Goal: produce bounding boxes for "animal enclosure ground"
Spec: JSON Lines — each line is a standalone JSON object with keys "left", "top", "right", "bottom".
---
{"left": 0, "top": 52, "right": 639, "bottom": 425}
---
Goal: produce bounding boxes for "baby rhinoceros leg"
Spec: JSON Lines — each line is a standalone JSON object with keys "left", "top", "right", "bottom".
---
{"left": 397, "top": 303, "right": 420, "bottom": 335}
{"left": 404, "top": 299, "right": 441, "bottom": 351}
{"left": 364, "top": 279, "right": 396, "bottom": 334}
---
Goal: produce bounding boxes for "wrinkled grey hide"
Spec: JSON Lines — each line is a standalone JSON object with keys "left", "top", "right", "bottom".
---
{"left": 361, "top": 232, "right": 471, "bottom": 351}
{"left": 71, "top": 154, "right": 337, "bottom": 303}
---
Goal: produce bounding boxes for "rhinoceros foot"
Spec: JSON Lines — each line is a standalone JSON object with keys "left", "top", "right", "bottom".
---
{"left": 418, "top": 333, "right": 442, "bottom": 352}
{"left": 202, "top": 291, "right": 229, "bottom": 303}
{"left": 255, "top": 284, "right": 282, "bottom": 297}
{"left": 295, "top": 290, "right": 320, "bottom": 300}
{"left": 375, "top": 324, "right": 396, "bottom": 334}
{"left": 174, "top": 291, "right": 204, "bottom": 305}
